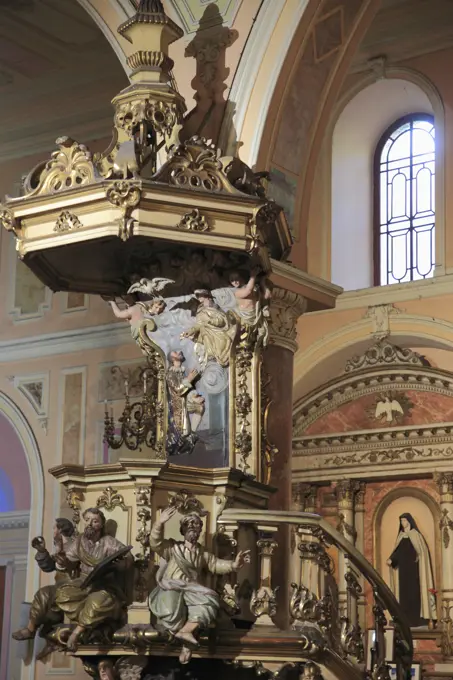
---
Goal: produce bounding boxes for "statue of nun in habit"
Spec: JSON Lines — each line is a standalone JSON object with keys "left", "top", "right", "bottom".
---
{"left": 386, "top": 513, "right": 437, "bottom": 627}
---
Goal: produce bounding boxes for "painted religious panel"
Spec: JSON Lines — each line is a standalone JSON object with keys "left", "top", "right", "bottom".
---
{"left": 106, "top": 248, "right": 270, "bottom": 469}
{"left": 377, "top": 496, "right": 437, "bottom": 628}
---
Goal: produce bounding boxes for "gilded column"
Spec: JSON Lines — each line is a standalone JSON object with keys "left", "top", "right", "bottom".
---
{"left": 265, "top": 287, "right": 306, "bottom": 629}
{"left": 435, "top": 472, "right": 453, "bottom": 655}
{"left": 335, "top": 480, "right": 361, "bottom": 616}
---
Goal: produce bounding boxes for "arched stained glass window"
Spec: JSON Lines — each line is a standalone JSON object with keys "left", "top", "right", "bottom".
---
{"left": 374, "top": 114, "right": 435, "bottom": 286}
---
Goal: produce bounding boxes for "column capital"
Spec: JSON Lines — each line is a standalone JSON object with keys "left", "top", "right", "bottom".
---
{"left": 434, "top": 472, "right": 453, "bottom": 496}
{"left": 292, "top": 482, "right": 318, "bottom": 512}
{"left": 335, "top": 479, "right": 363, "bottom": 508}
{"left": 269, "top": 286, "right": 307, "bottom": 353}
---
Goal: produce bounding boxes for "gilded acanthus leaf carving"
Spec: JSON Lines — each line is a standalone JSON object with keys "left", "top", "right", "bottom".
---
{"left": 106, "top": 181, "right": 141, "bottom": 241}
{"left": 23, "top": 137, "right": 96, "bottom": 198}
{"left": 168, "top": 489, "right": 207, "bottom": 516}
{"left": 0, "top": 205, "right": 16, "bottom": 232}
{"left": 96, "top": 486, "right": 127, "bottom": 512}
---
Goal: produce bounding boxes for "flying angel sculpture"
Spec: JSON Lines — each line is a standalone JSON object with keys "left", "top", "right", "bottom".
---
{"left": 127, "top": 277, "right": 175, "bottom": 298}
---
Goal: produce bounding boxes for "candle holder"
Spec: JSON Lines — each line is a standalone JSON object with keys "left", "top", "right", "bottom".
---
{"left": 103, "top": 366, "right": 158, "bottom": 452}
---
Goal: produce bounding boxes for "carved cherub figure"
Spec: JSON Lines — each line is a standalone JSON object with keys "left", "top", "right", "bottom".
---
{"left": 108, "top": 298, "right": 166, "bottom": 340}
{"left": 229, "top": 267, "right": 271, "bottom": 345}
{"left": 148, "top": 506, "right": 250, "bottom": 664}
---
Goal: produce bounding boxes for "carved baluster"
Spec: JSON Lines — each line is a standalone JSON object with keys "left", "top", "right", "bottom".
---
{"left": 291, "top": 483, "right": 319, "bottom": 590}
{"left": 371, "top": 595, "right": 391, "bottom": 680}
{"left": 251, "top": 529, "right": 278, "bottom": 626}
{"left": 335, "top": 480, "right": 361, "bottom": 617}
{"left": 340, "top": 568, "right": 364, "bottom": 662}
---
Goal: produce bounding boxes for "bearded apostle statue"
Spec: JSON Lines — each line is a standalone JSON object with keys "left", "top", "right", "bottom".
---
{"left": 148, "top": 506, "right": 250, "bottom": 663}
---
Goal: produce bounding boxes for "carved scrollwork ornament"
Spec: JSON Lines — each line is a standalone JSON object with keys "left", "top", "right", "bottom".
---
{"left": 234, "top": 332, "right": 254, "bottom": 474}
{"left": 344, "top": 340, "right": 428, "bottom": 373}
{"left": 250, "top": 586, "right": 279, "bottom": 620}
{"left": 23, "top": 137, "right": 96, "bottom": 198}
{"left": 96, "top": 486, "right": 127, "bottom": 512}
{"left": 0, "top": 205, "right": 16, "bottom": 232}
{"left": 66, "top": 488, "right": 84, "bottom": 532}
{"left": 300, "top": 663, "right": 324, "bottom": 680}
{"left": 54, "top": 211, "right": 82, "bottom": 233}
{"left": 290, "top": 583, "right": 332, "bottom": 633}
{"left": 153, "top": 135, "right": 240, "bottom": 193}
{"left": 176, "top": 208, "right": 210, "bottom": 232}
{"left": 168, "top": 489, "right": 207, "bottom": 516}
{"left": 340, "top": 617, "right": 364, "bottom": 662}
{"left": 106, "top": 180, "right": 141, "bottom": 241}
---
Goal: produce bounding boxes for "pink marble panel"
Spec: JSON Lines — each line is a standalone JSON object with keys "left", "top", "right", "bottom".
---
{"left": 304, "top": 389, "right": 453, "bottom": 435}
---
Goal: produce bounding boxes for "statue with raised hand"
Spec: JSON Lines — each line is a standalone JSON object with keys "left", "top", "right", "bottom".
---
{"left": 148, "top": 505, "right": 250, "bottom": 664}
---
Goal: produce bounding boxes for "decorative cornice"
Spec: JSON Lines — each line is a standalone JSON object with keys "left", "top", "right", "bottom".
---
{"left": 270, "top": 259, "right": 342, "bottom": 311}
{"left": 294, "top": 422, "right": 453, "bottom": 453}
{"left": 0, "top": 322, "right": 133, "bottom": 363}
{"left": 0, "top": 511, "right": 29, "bottom": 530}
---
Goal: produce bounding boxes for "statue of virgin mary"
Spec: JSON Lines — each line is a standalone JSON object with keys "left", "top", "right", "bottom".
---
{"left": 387, "top": 513, "right": 437, "bottom": 627}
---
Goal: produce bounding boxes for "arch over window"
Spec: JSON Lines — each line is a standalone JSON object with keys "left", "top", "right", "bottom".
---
{"left": 374, "top": 113, "right": 435, "bottom": 286}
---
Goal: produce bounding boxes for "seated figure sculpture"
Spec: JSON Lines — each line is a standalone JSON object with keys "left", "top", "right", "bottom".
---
{"left": 148, "top": 506, "right": 250, "bottom": 663}
{"left": 56, "top": 507, "right": 131, "bottom": 651}
{"left": 16, "top": 507, "right": 131, "bottom": 653}
{"left": 12, "top": 517, "right": 76, "bottom": 649}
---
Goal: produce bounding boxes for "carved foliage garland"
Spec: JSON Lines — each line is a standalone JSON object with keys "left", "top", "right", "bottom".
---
{"left": 234, "top": 328, "right": 253, "bottom": 475}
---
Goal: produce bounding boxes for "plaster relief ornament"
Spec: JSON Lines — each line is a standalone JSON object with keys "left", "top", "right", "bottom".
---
{"left": 12, "top": 517, "right": 76, "bottom": 659}
{"left": 387, "top": 513, "right": 437, "bottom": 627}
{"left": 15, "top": 508, "right": 132, "bottom": 653}
{"left": 148, "top": 506, "right": 250, "bottom": 664}
{"left": 370, "top": 391, "right": 413, "bottom": 426}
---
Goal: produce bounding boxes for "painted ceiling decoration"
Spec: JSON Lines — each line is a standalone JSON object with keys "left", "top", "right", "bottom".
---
{"left": 292, "top": 341, "right": 453, "bottom": 480}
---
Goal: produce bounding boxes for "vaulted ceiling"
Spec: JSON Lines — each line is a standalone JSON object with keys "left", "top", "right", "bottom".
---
{"left": 0, "top": 0, "right": 128, "bottom": 165}
{"left": 351, "top": 0, "right": 453, "bottom": 72}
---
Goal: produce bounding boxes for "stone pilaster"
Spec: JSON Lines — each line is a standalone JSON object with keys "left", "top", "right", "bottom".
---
{"left": 435, "top": 473, "right": 453, "bottom": 653}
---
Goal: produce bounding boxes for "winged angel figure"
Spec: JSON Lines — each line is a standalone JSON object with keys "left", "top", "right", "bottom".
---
{"left": 107, "top": 277, "right": 174, "bottom": 341}
{"left": 172, "top": 289, "right": 237, "bottom": 370}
